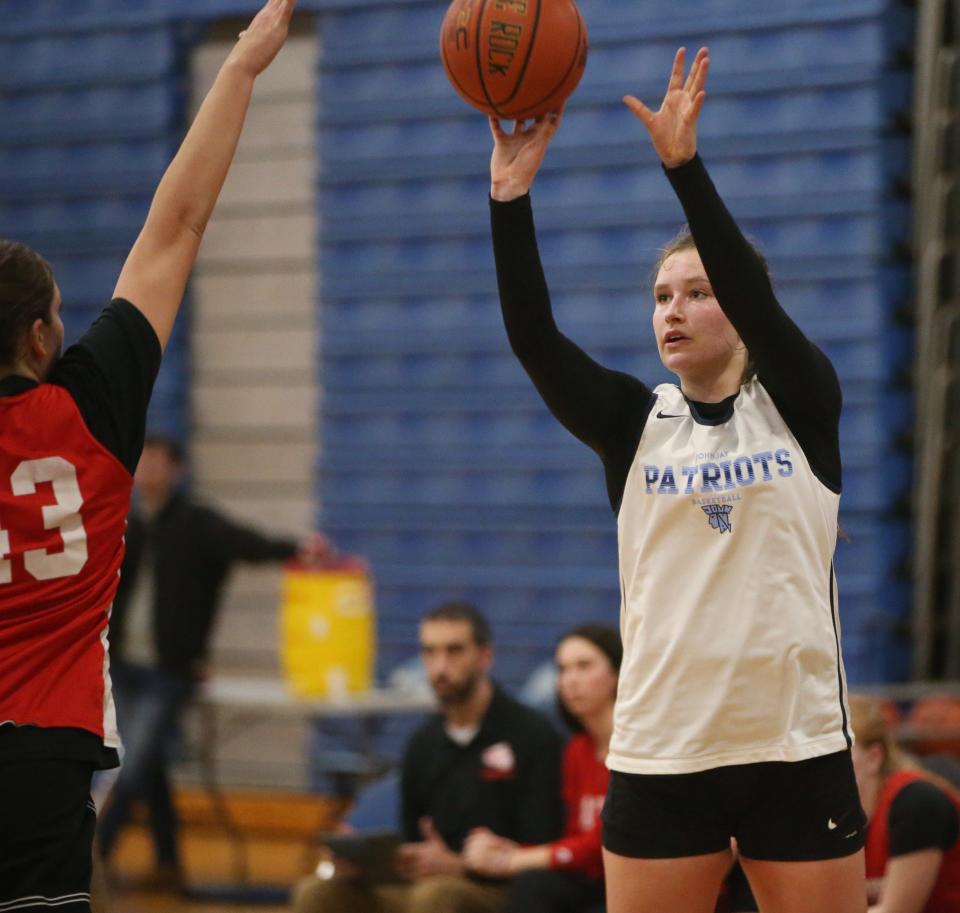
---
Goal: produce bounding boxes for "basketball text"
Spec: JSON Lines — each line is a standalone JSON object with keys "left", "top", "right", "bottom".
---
{"left": 488, "top": 21, "right": 523, "bottom": 76}
{"left": 447, "top": 0, "right": 477, "bottom": 52}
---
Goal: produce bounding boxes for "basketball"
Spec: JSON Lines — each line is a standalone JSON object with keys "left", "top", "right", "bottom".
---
{"left": 440, "top": 0, "right": 588, "bottom": 119}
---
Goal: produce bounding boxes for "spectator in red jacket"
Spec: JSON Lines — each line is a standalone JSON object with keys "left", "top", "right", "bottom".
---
{"left": 849, "top": 695, "right": 960, "bottom": 913}
{"left": 464, "top": 624, "right": 621, "bottom": 913}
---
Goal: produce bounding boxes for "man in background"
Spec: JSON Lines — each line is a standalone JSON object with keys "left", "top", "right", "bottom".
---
{"left": 293, "top": 601, "right": 564, "bottom": 913}
{"left": 98, "top": 433, "right": 327, "bottom": 888}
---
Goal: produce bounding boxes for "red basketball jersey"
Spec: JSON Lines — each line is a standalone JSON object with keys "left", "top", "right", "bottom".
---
{"left": 0, "top": 382, "right": 132, "bottom": 744}
{"left": 866, "top": 771, "right": 960, "bottom": 913}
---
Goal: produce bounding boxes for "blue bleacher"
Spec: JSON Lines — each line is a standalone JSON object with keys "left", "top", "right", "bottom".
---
{"left": 0, "top": 27, "right": 176, "bottom": 92}
{"left": 314, "top": 0, "right": 914, "bottom": 695}
{"left": 1, "top": 0, "right": 916, "bottom": 773}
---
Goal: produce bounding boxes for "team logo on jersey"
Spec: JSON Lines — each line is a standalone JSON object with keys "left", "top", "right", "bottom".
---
{"left": 481, "top": 741, "right": 516, "bottom": 780}
{"left": 702, "top": 503, "right": 733, "bottom": 534}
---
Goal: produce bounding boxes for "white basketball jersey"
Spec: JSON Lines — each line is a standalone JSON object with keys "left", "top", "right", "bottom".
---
{"left": 607, "top": 378, "right": 853, "bottom": 775}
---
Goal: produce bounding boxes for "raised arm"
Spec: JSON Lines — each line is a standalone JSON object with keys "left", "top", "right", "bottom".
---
{"left": 113, "top": 0, "right": 296, "bottom": 350}
{"left": 626, "top": 48, "right": 842, "bottom": 485}
{"left": 488, "top": 115, "right": 652, "bottom": 499}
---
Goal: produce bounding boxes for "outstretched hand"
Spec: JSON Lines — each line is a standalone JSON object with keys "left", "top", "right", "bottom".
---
{"left": 489, "top": 108, "right": 563, "bottom": 202}
{"left": 624, "top": 46, "right": 709, "bottom": 168}
{"left": 227, "top": 0, "right": 297, "bottom": 78}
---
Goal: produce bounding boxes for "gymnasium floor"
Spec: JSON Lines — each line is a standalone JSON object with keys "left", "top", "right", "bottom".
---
{"left": 109, "top": 892, "right": 287, "bottom": 913}
{"left": 102, "top": 788, "right": 337, "bottom": 913}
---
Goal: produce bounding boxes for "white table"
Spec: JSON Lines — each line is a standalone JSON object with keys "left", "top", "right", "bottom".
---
{"left": 199, "top": 676, "right": 435, "bottom": 718}
{"left": 189, "top": 677, "right": 434, "bottom": 885}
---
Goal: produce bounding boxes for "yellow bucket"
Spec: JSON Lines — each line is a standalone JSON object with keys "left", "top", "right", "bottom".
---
{"left": 280, "top": 564, "right": 374, "bottom": 698}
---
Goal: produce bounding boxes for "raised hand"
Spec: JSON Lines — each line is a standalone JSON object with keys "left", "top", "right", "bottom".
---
{"left": 624, "top": 46, "right": 709, "bottom": 168}
{"left": 227, "top": 0, "right": 297, "bottom": 77}
{"left": 489, "top": 109, "right": 563, "bottom": 202}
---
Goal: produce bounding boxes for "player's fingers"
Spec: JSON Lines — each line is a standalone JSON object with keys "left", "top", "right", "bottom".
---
{"left": 623, "top": 95, "right": 655, "bottom": 128}
{"left": 667, "top": 47, "right": 686, "bottom": 93}
{"left": 536, "top": 109, "right": 562, "bottom": 132}
{"left": 683, "top": 56, "right": 698, "bottom": 94}
{"left": 694, "top": 59, "right": 710, "bottom": 96}
{"left": 488, "top": 116, "right": 506, "bottom": 141}
{"left": 684, "top": 46, "right": 707, "bottom": 92}
{"left": 547, "top": 100, "right": 566, "bottom": 129}
{"left": 691, "top": 51, "right": 709, "bottom": 96}
{"left": 685, "top": 90, "right": 706, "bottom": 123}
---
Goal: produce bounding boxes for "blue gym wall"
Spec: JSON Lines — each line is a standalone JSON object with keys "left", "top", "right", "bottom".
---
{"left": 0, "top": 0, "right": 915, "bottom": 689}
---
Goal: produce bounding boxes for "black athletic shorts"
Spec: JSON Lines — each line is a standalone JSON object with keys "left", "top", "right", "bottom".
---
{"left": 0, "top": 759, "right": 96, "bottom": 911}
{"left": 601, "top": 749, "right": 866, "bottom": 861}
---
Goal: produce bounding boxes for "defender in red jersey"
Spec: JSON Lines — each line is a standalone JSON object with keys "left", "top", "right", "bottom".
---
{"left": 0, "top": 2, "right": 297, "bottom": 908}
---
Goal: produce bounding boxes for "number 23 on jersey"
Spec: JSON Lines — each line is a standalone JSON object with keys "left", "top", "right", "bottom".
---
{"left": 0, "top": 457, "right": 88, "bottom": 583}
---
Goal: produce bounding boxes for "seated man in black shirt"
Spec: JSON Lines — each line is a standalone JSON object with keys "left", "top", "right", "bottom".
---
{"left": 293, "top": 602, "right": 564, "bottom": 913}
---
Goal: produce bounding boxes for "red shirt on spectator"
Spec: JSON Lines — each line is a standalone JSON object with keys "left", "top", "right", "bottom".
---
{"left": 866, "top": 770, "right": 960, "bottom": 913}
{"left": 548, "top": 732, "right": 609, "bottom": 880}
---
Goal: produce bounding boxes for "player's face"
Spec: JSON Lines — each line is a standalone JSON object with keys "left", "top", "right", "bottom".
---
{"left": 652, "top": 248, "right": 743, "bottom": 384}
{"left": 419, "top": 619, "right": 492, "bottom": 707}
{"left": 556, "top": 636, "right": 617, "bottom": 722}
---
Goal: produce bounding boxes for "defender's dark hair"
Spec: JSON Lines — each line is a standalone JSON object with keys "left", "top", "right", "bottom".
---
{"left": 556, "top": 623, "right": 622, "bottom": 733}
{"left": 0, "top": 240, "right": 56, "bottom": 369}
{"left": 421, "top": 601, "right": 491, "bottom": 646}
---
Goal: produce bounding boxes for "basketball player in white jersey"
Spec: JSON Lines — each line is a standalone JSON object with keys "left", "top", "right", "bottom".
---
{"left": 486, "top": 48, "right": 867, "bottom": 913}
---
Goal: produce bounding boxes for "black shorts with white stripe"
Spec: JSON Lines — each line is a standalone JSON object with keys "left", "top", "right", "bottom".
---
{"left": 0, "top": 758, "right": 97, "bottom": 911}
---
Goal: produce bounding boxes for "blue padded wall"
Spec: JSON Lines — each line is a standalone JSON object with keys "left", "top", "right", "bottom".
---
{"left": 0, "top": 0, "right": 331, "bottom": 440}
{"left": 316, "top": 0, "right": 916, "bottom": 688}
{"left": 1, "top": 0, "right": 916, "bottom": 692}
{"left": 0, "top": 14, "right": 190, "bottom": 438}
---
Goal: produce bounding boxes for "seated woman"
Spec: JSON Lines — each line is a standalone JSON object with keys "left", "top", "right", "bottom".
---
{"left": 851, "top": 695, "right": 960, "bottom": 913}
{"left": 464, "top": 624, "right": 620, "bottom": 913}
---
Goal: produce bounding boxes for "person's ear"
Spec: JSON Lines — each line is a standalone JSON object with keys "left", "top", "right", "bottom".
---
{"left": 480, "top": 642, "right": 494, "bottom": 671}
{"left": 28, "top": 317, "right": 49, "bottom": 359}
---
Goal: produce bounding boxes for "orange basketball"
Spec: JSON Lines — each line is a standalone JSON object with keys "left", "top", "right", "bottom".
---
{"left": 440, "top": 0, "right": 588, "bottom": 119}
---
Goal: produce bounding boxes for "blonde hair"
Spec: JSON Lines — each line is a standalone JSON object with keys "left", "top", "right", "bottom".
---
{"left": 849, "top": 694, "right": 960, "bottom": 805}
{"left": 848, "top": 694, "right": 916, "bottom": 778}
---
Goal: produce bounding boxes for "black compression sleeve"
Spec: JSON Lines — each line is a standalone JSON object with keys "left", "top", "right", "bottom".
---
{"left": 50, "top": 299, "right": 162, "bottom": 475}
{"left": 665, "top": 155, "right": 842, "bottom": 491}
{"left": 490, "top": 194, "right": 653, "bottom": 510}
{"left": 888, "top": 780, "right": 960, "bottom": 856}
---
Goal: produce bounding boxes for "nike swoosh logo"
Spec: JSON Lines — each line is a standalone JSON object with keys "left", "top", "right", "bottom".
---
{"left": 827, "top": 818, "right": 838, "bottom": 830}
{"left": 656, "top": 410, "right": 685, "bottom": 419}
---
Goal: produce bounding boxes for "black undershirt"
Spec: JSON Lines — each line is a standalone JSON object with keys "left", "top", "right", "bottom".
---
{"left": 0, "top": 298, "right": 161, "bottom": 767}
{"left": 490, "top": 154, "right": 842, "bottom": 512}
